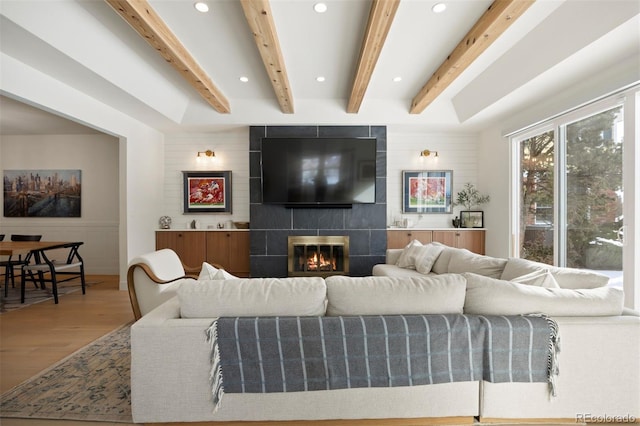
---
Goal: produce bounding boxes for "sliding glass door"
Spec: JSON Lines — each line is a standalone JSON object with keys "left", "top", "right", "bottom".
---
{"left": 514, "top": 101, "right": 624, "bottom": 287}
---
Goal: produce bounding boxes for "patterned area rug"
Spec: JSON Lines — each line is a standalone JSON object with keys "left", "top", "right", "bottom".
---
{"left": 0, "top": 280, "right": 100, "bottom": 313}
{"left": 0, "top": 324, "right": 132, "bottom": 423}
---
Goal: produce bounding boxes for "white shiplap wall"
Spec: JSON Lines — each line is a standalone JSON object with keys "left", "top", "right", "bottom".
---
{"left": 386, "top": 130, "right": 480, "bottom": 229}
{"left": 163, "top": 127, "right": 480, "bottom": 231}
{"left": 163, "top": 128, "right": 250, "bottom": 229}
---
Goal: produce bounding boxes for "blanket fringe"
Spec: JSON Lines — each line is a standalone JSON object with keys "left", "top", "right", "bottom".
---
{"left": 543, "top": 316, "right": 561, "bottom": 398}
{"left": 205, "top": 320, "right": 224, "bottom": 412}
{"left": 526, "top": 313, "right": 560, "bottom": 398}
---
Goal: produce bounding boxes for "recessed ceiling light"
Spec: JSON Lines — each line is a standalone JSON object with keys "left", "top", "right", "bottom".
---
{"left": 316, "top": 76, "right": 326, "bottom": 82}
{"left": 314, "top": 3, "right": 327, "bottom": 13}
{"left": 194, "top": 2, "right": 209, "bottom": 13}
{"left": 432, "top": 3, "right": 446, "bottom": 13}
{"left": 393, "top": 76, "right": 402, "bottom": 82}
{"left": 239, "top": 76, "right": 249, "bottom": 83}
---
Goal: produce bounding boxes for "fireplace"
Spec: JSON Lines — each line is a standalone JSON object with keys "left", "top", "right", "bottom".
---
{"left": 288, "top": 236, "right": 349, "bottom": 277}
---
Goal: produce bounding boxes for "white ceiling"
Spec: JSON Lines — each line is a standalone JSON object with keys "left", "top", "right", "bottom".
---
{"left": 1, "top": 0, "right": 639, "bottom": 135}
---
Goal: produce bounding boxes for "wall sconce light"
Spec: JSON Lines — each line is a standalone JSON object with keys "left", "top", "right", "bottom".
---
{"left": 196, "top": 149, "right": 215, "bottom": 162}
{"left": 420, "top": 149, "right": 439, "bottom": 158}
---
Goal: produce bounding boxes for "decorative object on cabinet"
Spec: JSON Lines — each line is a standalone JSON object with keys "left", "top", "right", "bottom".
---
{"left": 454, "top": 182, "right": 490, "bottom": 211}
{"left": 159, "top": 216, "right": 172, "bottom": 229}
{"left": 3, "top": 169, "right": 81, "bottom": 217}
{"left": 183, "top": 171, "right": 232, "bottom": 213}
{"left": 460, "top": 211, "right": 484, "bottom": 228}
{"left": 402, "top": 170, "right": 452, "bottom": 214}
{"left": 452, "top": 216, "right": 461, "bottom": 228}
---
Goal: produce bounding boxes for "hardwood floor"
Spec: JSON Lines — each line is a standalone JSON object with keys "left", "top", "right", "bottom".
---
{"left": 1, "top": 276, "right": 133, "bottom": 394}
{"left": 1, "top": 275, "right": 134, "bottom": 426}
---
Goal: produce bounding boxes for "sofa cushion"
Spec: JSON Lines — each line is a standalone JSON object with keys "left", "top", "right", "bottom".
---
{"left": 463, "top": 273, "right": 624, "bottom": 316}
{"left": 178, "top": 277, "right": 327, "bottom": 318}
{"left": 500, "top": 257, "right": 609, "bottom": 289}
{"left": 198, "top": 262, "right": 238, "bottom": 280}
{"left": 372, "top": 264, "right": 428, "bottom": 278}
{"left": 511, "top": 270, "right": 560, "bottom": 288}
{"left": 447, "top": 248, "right": 507, "bottom": 279}
{"left": 325, "top": 274, "right": 466, "bottom": 316}
{"left": 430, "top": 244, "right": 455, "bottom": 274}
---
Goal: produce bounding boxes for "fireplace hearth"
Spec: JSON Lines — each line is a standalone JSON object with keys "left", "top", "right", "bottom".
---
{"left": 288, "top": 236, "right": 349, "bottom": 277}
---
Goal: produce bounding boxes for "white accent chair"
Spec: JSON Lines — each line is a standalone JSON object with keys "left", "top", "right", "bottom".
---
{"left": 127, "top": 249, "right": 207, "bottom": 320}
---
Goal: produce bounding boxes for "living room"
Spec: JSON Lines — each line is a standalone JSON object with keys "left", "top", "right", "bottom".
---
{"left": 1, "top": 0, "right": 639, "bottom": 301}
{"left": 1, "top": 0, "right": 640, "bottom": 424}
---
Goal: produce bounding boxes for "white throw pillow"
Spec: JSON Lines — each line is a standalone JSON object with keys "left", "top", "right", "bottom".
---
{"left": 511, "top": 269, "right": 560, "bottom": 288}
{"left": 198, "top": 262, "right": 237, "bottom": 280}
{"left": 463, "top": 273, "right": 623, "bottom": 316}
{"left": 395, "top": 239, "right": 423, "bottom": 269}
{"left": 501, "top": 257, "right": 609, "bottom": 289}
{"left": 447, "top": 249, "right": 507, "bottom": 278}
{"left": 415, "top": 243, "right": 445, "bottom": 274}
{"left": 178, "top": 277, "right": 327, "bottom": 318}
{"left": 325, "top": 274, "right": 466, "bottom": 316}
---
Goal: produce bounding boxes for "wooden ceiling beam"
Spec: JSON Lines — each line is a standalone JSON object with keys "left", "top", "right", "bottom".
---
{"left": 105, "top": 0, "right": 230, "bottom": 114}
{"left": 347, "top": 0, "right": 401, "bottom": 114}
{"left": 240, "top": 0, "right": 294, "bottom": 114}
{"left": 410, "top": 0, "right": 534, "bottom": 114}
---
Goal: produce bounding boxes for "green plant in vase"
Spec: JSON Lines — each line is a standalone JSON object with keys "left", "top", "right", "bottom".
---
{"left": 454, "top": 183, "right": 490, "bottom": 228}
{"left": 455, "top": 183, "right": 490, "bottom": 210}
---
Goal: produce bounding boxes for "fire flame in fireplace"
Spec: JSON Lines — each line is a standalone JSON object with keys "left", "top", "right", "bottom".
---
{"left": 307, "top": 251, "right": 336, "bottom": 271}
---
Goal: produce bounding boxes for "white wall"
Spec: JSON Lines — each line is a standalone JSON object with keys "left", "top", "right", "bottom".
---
{"left": 1, "top": 53, "right": 165, "bottom": 290}
{"left": 0, "top": 134, "right": 119, "bottom": 274}
{"left": 478, "top": 125, "right": 511, "bottom": 258}
{"left": 162, "top": 128, "right": 250, "bottom": 229}
{"left": 386, "top": 128, "right": 482, "bottom": 230}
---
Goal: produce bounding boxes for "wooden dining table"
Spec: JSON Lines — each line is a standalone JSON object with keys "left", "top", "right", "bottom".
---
{"left": 0, "top": 241, "right": 74, "bottom": 256}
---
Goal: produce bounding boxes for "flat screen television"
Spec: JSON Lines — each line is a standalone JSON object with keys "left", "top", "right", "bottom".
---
{"left": 261, "top": 137, "right": 377, "bottom": 206}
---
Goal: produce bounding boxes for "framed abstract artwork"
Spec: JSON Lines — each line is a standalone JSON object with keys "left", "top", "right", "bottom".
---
{"left": 183, "top": 171, "right": 232, "bottom": 213}
{"left": 402, "top": 170, "right": 453, "bottom": 214}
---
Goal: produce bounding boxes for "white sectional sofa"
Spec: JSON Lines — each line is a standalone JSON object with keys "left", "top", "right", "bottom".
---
{"left": 128, "top": 245, "right": 639, "bottom": 424}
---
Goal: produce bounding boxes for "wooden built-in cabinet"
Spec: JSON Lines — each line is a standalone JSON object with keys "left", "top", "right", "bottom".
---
{"left": 156, "top": 230, "right": 250, "bottom": 277}
{"left": 205, "top": 231, "right": 250, "bottom": 277}
{"left": 387, "top": 229, "right": 485, "bottom": 255}
{"left": 155, "top": 231, "right": 206, "bottom": 270}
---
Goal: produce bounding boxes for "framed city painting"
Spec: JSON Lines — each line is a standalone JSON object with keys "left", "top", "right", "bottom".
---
{"left": 402, "top": 170, "right": 453, "bottom": 214}
{"left": 3, "top": 169, "right": 82, "bottom": 217}
{"left": 183, "top": 171, "right": 232, "bottom": 213}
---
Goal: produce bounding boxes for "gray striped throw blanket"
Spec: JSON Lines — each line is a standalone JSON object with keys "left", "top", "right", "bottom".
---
{"left": 206, "top": 314, "right": 559, "bottom": 411}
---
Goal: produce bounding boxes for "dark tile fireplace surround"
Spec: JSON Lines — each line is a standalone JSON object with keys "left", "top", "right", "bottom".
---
{"left": 249, "top": 125, "right": 387, "bottom": 277}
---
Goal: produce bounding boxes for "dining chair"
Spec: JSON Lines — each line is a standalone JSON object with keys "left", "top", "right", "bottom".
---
{"left": 2, "top": 234, "right": 43, "bottom": 297}
{"left": 21, "top": 242, "right": 86, "bottom": 304}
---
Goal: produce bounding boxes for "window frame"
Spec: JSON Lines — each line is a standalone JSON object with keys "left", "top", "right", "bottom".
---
{"left": 511, "top": 96, "right": 625, "bottom": 266}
